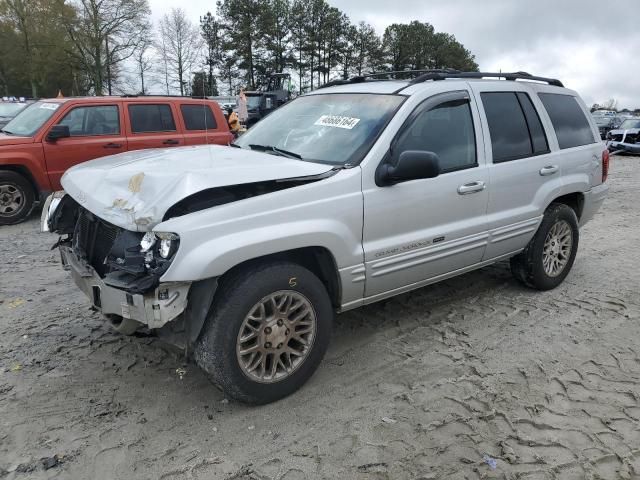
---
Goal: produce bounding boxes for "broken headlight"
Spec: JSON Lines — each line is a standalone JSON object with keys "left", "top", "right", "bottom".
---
{"left": 157, "top": 232, "right": 179, "bottom": 259}
{"left": 139, "top": 232, "right": 179, "bottom": 260}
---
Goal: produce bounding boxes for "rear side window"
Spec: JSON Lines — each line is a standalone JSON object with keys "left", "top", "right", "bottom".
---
{"left": 538, "top": 93, "right": 596, "bottom": 149}
{"left": 180, "top": 104, "right": 217, "bottom": 130}
{"left": 481, "top": 92, "right": 549, "bottom": 163}
{"left": 128, "top": 104, "right": 176, "bottom": 133}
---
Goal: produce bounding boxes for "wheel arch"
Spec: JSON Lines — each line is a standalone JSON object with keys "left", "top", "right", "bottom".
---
{"left": 0, "top": 164, "right": 40, "bottom": 199}
{"left": 217, "top": 246, "right": 342, "bottom": 309}
{"left": 549, "top": 192, "right": 585, "bottom": 220}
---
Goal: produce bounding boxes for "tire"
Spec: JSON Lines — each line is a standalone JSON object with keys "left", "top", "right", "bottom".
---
{"left": 194, "top": 261, "right": 333, "bottom": 404}
{"left": 106, "top": 314, "right": 141, "bottom": 336}
{"left": 510, "top": 203, "right": 579, "bottom": 290}
{"left": 0, "top": 170, "right": 36, "bottom": 225}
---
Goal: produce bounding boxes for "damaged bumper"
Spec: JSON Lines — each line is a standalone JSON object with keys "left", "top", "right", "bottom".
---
{"left": 607, "top": 141, "right": 640, "bottom": 155}
{"left": 60, "top": 245, "right": 191, "bottom": 329}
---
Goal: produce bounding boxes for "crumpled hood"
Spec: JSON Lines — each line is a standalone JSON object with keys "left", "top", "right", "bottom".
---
{"left": 0, "top": 133, "right": 33, "bottom": 146}
{"left": 61, "top": 144, "right": 332, "bottom": 231}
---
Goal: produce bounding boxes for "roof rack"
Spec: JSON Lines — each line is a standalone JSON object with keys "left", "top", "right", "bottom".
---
{"left": 319, "top": 69, "right": 461, "bottom": 89}
{"left": 409, "top": 71, "right": 564, "bottom": 87}
{"left": 120, "top": 94, "right": 209, "bottom": 99}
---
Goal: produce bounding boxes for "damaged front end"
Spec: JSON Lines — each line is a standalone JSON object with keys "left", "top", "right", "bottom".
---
{"left": 42, "top": 194, "right": 194, "bottom": 337}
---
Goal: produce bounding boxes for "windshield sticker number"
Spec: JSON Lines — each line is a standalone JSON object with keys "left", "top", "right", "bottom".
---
{"left": 39, "top": 103, "right": 60, "bottom": 111}
{"left": 315, "top": 115, "right": 360, "bottom": 130}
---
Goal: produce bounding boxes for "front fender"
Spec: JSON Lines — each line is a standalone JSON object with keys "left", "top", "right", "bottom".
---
{"left": 160, "top": 219, "right": 360, "bottom": 282}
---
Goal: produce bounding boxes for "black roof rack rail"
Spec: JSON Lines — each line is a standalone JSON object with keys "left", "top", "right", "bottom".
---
{"left": 408, "top": 71, "right": 564, "bottom": 87}
{"left": 119, "top": 94, "right": 210, "bottom": 99}
{"left": 318, "top": 69, "right": 463, "bottom": 89}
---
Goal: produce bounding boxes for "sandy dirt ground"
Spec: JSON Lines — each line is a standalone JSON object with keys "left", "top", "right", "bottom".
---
{"left": 1, "top": 156, "right": 639, "bottom": 480}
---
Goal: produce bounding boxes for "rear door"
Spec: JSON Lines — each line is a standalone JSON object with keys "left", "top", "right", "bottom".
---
{"left": 43, "top": 103, "right": 126, "bottom": 188}
{"left": 125, "top": 102, "right": 184, "bottom": 151}
{"left": 470, "top": 85, "right": 561, "bottom": 260}
{"left": 178, "top": 102, "right": 233, "bottom": 145}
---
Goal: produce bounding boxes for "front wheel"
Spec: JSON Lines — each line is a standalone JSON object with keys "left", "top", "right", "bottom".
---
{"left": 510, "top": 203, "right": 579, "bottom": 290}
{"left": 0, "top": 171, "right": 36, "bottom": 225}
{"left": 194, "top": 261, "right": 333, "bottom": 404}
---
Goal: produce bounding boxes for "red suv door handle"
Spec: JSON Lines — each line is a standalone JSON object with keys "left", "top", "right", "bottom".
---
{"left": 103, "top": 143, "right": 122, "bottom": 149}
{"left": 163, "top": 139, "right": 180, "bottom": 145}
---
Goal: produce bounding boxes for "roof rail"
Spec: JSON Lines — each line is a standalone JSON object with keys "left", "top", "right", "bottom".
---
{"left": 119, "top": 94, "right": 210, "bottom": 99}
{"left": 319, "top": 69, "right": 462, "bottom": 89}
{"left": 408, "top": 71, "right": 564, "bottom": 87}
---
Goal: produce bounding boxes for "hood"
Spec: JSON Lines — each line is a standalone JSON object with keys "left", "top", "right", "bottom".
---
{"left": 609, "top": 128, "right": 640, "bottom": 136}
{"left": 61, "top": 144, "right": 332, "bottom": 231}
{"left": 0, "top": 133, "right": 33, "bottom": 146}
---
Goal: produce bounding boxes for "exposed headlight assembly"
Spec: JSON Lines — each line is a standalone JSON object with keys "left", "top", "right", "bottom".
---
{"left": 139, "top": 232, "right": 179, "bottom": 259}
{"left": 157, "top": 232, "right": 179, "bottom": 259}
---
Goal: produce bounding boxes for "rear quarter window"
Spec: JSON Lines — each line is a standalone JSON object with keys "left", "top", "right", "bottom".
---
{"left": 180, "top": 104, "right": 218, "bottom": 130}
{"left": 538, "top": 93, "right": 596, "bottom": 149}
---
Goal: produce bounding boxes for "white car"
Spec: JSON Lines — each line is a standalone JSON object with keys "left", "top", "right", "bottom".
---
{"left": 606, "top": 117, "right": 640, "bottom": 154}
{"left": 43, "top": 71, "right": 609, "bottom": 404}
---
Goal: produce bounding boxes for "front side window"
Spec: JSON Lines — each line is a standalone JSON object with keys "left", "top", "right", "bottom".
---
{"left": 394, "top": 98, "right": 477, "bottom": 173}
{"left": 2, "top": 101, "right": 62, "bottom": 136}
{"left": 234, "top": 93, "right": 404, "bottom": 166}
{"left": 180, "top": 104, "right": 217, "bottom": 130}
{"left": 538, "top": 93, "right": 596, "bottom": 149}
{"left": 58, "top": 105, "right": 120, "bottom": 136}
{"left": 129, "top": 104, "right": 176, "bottom": 133}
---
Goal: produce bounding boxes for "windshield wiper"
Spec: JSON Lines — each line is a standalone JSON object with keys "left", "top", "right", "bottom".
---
{"left": 229, "top": 142, "right": 242, "bottom": 148}
{"left": 0, "top": 129, "right": 14, "bottom": 135}
{"left": 248, "top": 144, "right": 303, "bottom": 160}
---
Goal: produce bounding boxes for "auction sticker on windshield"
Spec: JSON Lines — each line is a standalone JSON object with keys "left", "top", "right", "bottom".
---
{"left": 315, "top": 115, "right": 360, "bottom": 129}
{"left": 39, "top": 103, "right": 60, "bottom": 111}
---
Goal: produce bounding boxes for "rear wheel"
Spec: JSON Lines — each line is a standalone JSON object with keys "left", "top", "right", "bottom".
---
{"left": 510, "top": 203, "right": 579, "bottom": 290}
{"left": 194, "top": 261, "right": 333, "bottom": 404}
{"left": 0, "top": 171, "right": 35, "bottom": 225}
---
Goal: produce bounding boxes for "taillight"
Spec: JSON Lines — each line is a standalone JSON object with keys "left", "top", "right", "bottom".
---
{"left": 602, "top": 149, "right": 610, "bottom": 182}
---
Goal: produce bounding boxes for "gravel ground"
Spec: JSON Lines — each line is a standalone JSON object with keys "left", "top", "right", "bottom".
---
{"left": 1, "top": 156, "right": 639, "bottom": 480}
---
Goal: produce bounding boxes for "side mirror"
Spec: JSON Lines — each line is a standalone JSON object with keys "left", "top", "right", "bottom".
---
{"left": 46, "top": 124, "right": 70, "bottom": 142}
{"left": 377, "top": 150, "right": 440, "bottom": 186}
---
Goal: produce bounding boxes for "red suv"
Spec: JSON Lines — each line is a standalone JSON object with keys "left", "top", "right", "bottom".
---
{"left": 0, "top": 96, "right": 234, "bottom": 224}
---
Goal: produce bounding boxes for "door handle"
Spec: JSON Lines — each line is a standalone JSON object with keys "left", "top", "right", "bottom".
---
{"left": 103, "top": 142, "right": 122, "bottom": 149}
{"left": 163, "top": 139, "right": 180, "bottom": 145}
{"left": 457, "top": 181, "right": 486, "bottom": 195}
{"left": 539, "top": 165, "right": 559, "bottom": 176}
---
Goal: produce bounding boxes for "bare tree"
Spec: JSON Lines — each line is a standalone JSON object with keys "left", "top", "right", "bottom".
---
{"left": 133, "top": 32, "right": 154, "bottom": 94}
{"left": 158, "top": 8, "right": 202, "bottom": 96}
{"left": 62, "top": 0, "right": 151, "bottom": 95}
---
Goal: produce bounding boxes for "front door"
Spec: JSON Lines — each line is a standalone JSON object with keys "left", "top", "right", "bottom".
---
{"left": 362, "top": 90, "right": 490, "bottom": 299}
{"left": 43, "top": 104, "right": 126, "bottom": 189}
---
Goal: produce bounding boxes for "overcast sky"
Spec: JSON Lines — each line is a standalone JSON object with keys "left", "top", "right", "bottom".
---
{"left": 149, "top": 0, "right": 638, "bottom": 108}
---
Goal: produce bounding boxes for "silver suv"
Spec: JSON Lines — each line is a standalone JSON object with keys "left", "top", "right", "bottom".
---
{"left": 43, "top": 71, "right": 609, "bottom": 404}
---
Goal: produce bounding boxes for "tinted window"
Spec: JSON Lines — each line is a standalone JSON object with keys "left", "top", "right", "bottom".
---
{"left": 180, "top": 104, "right": 217, "bottom": 130}
{"left": 516, "top": 92, "right": 548, "bottom": 154}
{"left": 395, "top": 98, "right": 476, "bottom": 172}
{"left": 481, "top": 92, "right": 532, "bottom": 162}
{"left": 58, "top": 105, "right": 119, "bottom": 136}
{"left": 538, "top": 93, "right": 596, "bottom": 149}
{"left": 129, "top": 104, "right": 176, "bottom": 133}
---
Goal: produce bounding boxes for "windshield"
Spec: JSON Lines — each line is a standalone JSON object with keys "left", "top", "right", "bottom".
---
{"left": 620, "top": 119, "right": 640, "bottom": 130}
{"left": 0, "top": 103, "right": 26, "bottom": 117}
{"left": 2, "top": 101, "right": 62, "bottom": 136}
{"left": 234, "top": 93, "right": 404, "bottom": 165}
